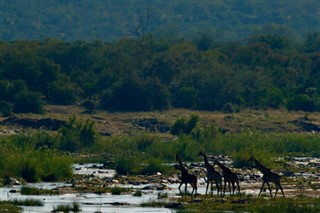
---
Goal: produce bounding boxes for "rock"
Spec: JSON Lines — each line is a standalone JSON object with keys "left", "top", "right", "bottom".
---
{"left": 164, "top": 202, "right": 184, "bottom": 209}
{"left": 109, "top": 202, "right": 129, "bottom": 205}
{"left": 132, "top": 117, "right": 170, "bottom": 133}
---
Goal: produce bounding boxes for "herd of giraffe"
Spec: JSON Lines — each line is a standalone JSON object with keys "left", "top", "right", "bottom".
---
{"left": 176, "top": 151, "right": 285, "bottom": 198}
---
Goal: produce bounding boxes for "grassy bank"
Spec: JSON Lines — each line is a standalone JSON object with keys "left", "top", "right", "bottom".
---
{"left": 173, "top": 196, "right": 320, "bottom": 213}
{"left": 0, "top": 134, "right": 72, "bottom": 183}
{"left": 1, "top": 129, "right": 320, "bottom": 181}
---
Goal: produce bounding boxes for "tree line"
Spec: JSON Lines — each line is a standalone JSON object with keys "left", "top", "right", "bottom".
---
{"left": 0, "top": 32, "right": 319, "bottom": 115}
{"left": 2, "top": 0, "right": 319, "bottom": 41}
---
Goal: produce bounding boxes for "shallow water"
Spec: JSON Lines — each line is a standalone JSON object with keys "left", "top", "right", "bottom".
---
{"left": 0, "top": 184, "right": 176, "bottom": 213}
{"left": 2, "top": 157, "right": 319, "bottom": 212}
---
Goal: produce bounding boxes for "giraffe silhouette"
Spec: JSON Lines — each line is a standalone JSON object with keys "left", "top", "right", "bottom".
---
{"left": 247, "top": 156, "right": 285, "bottom": 198}
{"left": 175, "top": 154, "right": 197, "bottom": 197}
{"left": 214, "top": 159, "right": 240, "bottom": 196}
{"left": 197, "top": 150, "right": 222, "bottom": 196}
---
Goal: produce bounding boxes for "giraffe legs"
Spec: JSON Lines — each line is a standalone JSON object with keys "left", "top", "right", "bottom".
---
{"left": 205, "top": 180, "right": 209, "bottom": 195}
{"left": 236, "top": 180, "right": 241, "bottom": 194}
{"left": 215, "top": 181, "right": 221, "bottom": 196}
{"left": 274, "top": 182, "right": 285, "bottom": 198}
{"left": 223, "top": 180, "right": 228, "bottom": 196}
{"left": 259, "top": 181, "right": 266, "bottom": 196}
{"left": 178, "top": 182, "right": 183, "bottom": 195}
{"left": 266, "top": 182, "right": 273, "bottom": 198}
{"left": 209, "top": 181, "right": 213, "bottom": 196}
{"left": 184, "top": 183, "right": 187, "bottom": 196}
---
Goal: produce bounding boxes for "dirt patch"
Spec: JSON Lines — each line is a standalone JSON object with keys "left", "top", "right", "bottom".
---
{"left": 1, "top": 116, "right": 66, "bottom": 130}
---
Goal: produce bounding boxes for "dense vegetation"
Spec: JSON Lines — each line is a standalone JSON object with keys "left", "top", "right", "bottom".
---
{"left": 1, "top": 0, "right": 319, "bottom": 41}
{"left": 0, "top": 32, "right": 319, "bottom": 115}
{"left": 2, "top": 113, "right": 320, "bottom": 182}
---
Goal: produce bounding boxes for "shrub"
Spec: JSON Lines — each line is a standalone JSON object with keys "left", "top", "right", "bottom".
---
{"left": 13, "top": 90, "right": 44, "bottom": 114}
{"left": 59, "top": 115, "right": 97, "bottom": 151}
{"left": 19, "top": 160, "right": 39, "bottom": 183}
{"left": 141, "top": 159, "right": 170, "bottom": 175}
{"left": 0, "top": 101, "right": 13, "bottom": 116}
{"left": 287, "top": 94, "right": 318, "bottom": 112}
{"left": 47, "top": 78, "right": 82, "bottom": 105}
{"left": 53, "top": 202, "right": 80, "bottom": 212}
{"left": 222, "top": 102, "right": 239, "bottom": 113}
{"left": 115, "top": 156, "right": 140, "bottom": 175}
{"left": 171, "top": 114, "right": 199, "bottom": 135}
{"left": 174, "top": 86, "right": 198, "bottom": 109}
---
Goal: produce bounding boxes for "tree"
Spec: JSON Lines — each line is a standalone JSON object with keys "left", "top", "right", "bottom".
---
{"left": 13, "top": 90, "right": 44, "bottom": 114}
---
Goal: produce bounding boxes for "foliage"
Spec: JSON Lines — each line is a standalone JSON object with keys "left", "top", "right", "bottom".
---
{"left": 13, "top": 90, "right": 44, "bottom": 114}
{"left": 21, "top": 186, "right": 59, "bottom": 195}
{"left": 1, "top": 32, "right": 320, "bottom": 113}
{"left": 2, "top": 1, "right": 319, "bottom": 41}
{"left": 179, "top": 197, "right": 320, "bottom": 213}
{"left": 0, "top": 199, "right": 43, "bottom": 206}
{"left": 287, "top": 94, "right": 319, "bottom": 112}
{"left": 0, "top": 101, "right": 13, "bottom": 116}
{"left": 171, "top": 114, "right": 199, "bottom": 135}
{"left": 114, "top": 156, "right": 141, "bottom": 175}
{"left": 59, "top": 115, "right": 97, "bottom": 151}
{"left": 53, "top": 202, "right": 81, "bottom": 213}
{"left": 141, "top": 158, "right": 171, "bottom": 175}
{"left": 0, "top": 134, "right": 72, "bottom": 182}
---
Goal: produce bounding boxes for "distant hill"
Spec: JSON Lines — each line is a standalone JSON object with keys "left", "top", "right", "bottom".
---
{"left": 1, "top": 0, "right": 319, "bottom": 41}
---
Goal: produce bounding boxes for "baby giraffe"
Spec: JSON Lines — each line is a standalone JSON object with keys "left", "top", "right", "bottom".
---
{"left": 175, "top": 154, "right": 197, "bottom": 197}
{"left": 197, "top": 150, "right": 222, "bottom": 196}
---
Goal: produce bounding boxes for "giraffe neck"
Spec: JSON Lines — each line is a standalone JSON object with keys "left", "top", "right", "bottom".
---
{"left": 253, "top": 158, "right": 270, "bottom": 174}
{"left": 178, "top": 158, "right": 188, "bottom": 174}
{"left": 202, "top": 153, "right": 210, "bottom": 168}
{"left": 216, "top": 160, "right": 229, "bottom": 172}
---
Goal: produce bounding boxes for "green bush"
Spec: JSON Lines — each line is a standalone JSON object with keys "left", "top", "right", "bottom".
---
{"left": 0, "top": 101, "right": 13, "bottom": 116}
{"left": 47, "top": 77, "right": 82, "bottom": 105}
{"left": 115, "top": 156, "right": 140, "bottom": 175}
{"left": 0, "top": 136, "right": 72, "bottom": 182}
{"left": 141, "top": 159, "right": 171, "bottom": 175}
{"left": 13, "top": 90, "right": 44, "bottom": 114}
{"left": 59, "top": 115, "right": 97, "bottom": 151}
{"left": 53, "top": 202, "right": 80, "bottom": 212}
{"left": 171, "top": 114, "right": 199, "bottom": 135}
{"left": 287, "top": 94, "right": 319, "bottom": 112}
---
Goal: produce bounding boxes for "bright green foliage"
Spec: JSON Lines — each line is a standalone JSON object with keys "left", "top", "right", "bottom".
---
{"left": 0, "top": 135, "right": 72, "bottom": 182}
{"left": 115, "top": 156, "right": 141, "bottom": 175}
{"left": 59, "top": 115, "right": 97, "bottom": 151}
{"left": 53, "top": 202, "right": 80, "bottom": 213}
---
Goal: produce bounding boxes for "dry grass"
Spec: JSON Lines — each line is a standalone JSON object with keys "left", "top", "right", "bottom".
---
{"left": 1, "top": 105, "right": 320, "bottom": 136}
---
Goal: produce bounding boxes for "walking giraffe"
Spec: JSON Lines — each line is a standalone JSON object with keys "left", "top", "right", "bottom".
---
{"left": 197, "top": 150, "right": 222, "bottom": 196}
{"left": 175, "top": 154, "right": 197, "bottom": 197}
{"left": 247, "top": 156, "right": 285, "bottom": 198}
{"left": 214, "top": 159, "right": 240, "bottom": 196}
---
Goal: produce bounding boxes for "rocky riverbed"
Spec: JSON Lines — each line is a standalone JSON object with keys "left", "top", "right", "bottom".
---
{"left": 1, "top": 156, "right": 319, "bottom": 213}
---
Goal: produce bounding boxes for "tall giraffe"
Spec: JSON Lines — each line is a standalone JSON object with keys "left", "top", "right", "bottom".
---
{"left": 247, "top": 156, "right": 285, "bottom": 198}
{"left": 197, "top": 150, "right": 222, "bottom": 196}
{"left": 214, "top": 159, "right": 240, "bottom": 196}
{"left": 175, "top": 154, "right": 197, "bottom": 197}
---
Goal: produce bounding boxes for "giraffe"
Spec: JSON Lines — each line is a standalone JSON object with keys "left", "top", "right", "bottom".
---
{"left": 175, "top": 154, "right": 197, "bottom": 197}
{"left": 197, "top": 150, "right": 222, "bottom": 196}
{"left": 247, "top": 156, "right": 285, "bottom": 198}
{"left": 214, "top": 159, "right": 240, "bottom": 196}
